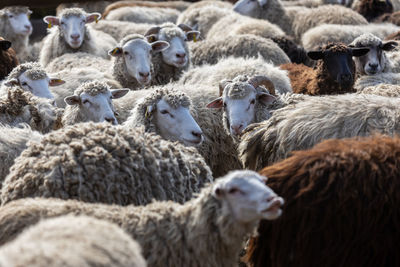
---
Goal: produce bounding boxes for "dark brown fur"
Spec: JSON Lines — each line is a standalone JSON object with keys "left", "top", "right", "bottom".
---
{"left": 245, "top": 134, "right": 400, "bottom": 267}
{"left": 0, "top": 37, "right": 18, "bottom": 81}
{"left": 271, "top": 36, "right": 312, "bottom": 66}
{"left": 354, "top": 0, "right": 393, "bottom": 21}
{"left": 375, "top": 10, "right": 400, "bottom": 25}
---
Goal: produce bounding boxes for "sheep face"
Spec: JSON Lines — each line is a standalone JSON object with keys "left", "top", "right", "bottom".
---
{"left": 5, "top": 73, "right": 64, "bottom": 103}
{"left": 352, "top": 41, "right": 397, "bottom": 75}
{"left": 109, "top": 39, "right": 169, "bottom": 85}
{"left": 65, "top": 89, "right": 129, "bottom": 125}
{"left": 308, "top": 47, "right": 369, "bottom": 89}
{"left": 5, "top": 9, "right": 32, "bottom": 36}
{"left": 212, "top": 170, "right": 284, "bottom": 223}
{"left": 152, "top": 99, "right": 203, "bottom": 146}
{"left": 43, "top": 11, "right": 101, "bottom": 49}
{"left": 233, "top": 0, "right": 266, "bottom": 18}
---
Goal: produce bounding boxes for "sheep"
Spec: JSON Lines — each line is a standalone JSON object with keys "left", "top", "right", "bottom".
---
{"left": 376, "top": 11, "right": 400, "bottom": 24}
{"left": 245, "top": 135, "right": 400, "bottom": 267}
{"left": 39, "top": 8, "right": 117, "bottom": 67}
{"left": 385, "top": 30, "right": 400, "bottom": 40}
{"left": 359, "top": 83, "right": 400, "bottom": 96}
{"left": 0, "top": 124, "right": 42, "bottom": 188}
{"left": 189, "top": 34, "right": 290, "bottom": 67}
{"left": 280, "top": 43, "right": 369, "bottom": 95}
{"left": 0, "top": 6, "right": 32, "bottom": 62}
{"left": 1, "top": 119, "right": 212, "bottom": 206}
{"left": 353, "top": 71, "right": 400, "bottom": 91}
{"left": 56, "top": 1, "right": 113, "bottom": 15}
{"left": 0, "top": 87, "right": 62, "bottom": 134}
{"left": 233, "top": 0, "right": 368, "bottom": 42}
{"left": 0, "top": 215, "right": 147, "bottom": 267}
{"left": 1, "top": 62, "right": 65, "bottom": 101}
{"left": 302, "top": 23, "right": 400, "bottom": 51}
{"left": 0, "top": 170, "right": 284, "bottom": 267}
{"left": 270, "top": 36, "right": 312, "bottom": 66}
{"left": 206, "top": 12, "right": 285, "bottom": 41}
{"left": 239, "top": 93, "right": 400, "bottom": 170}
{"left": 45, "top": 52, "right": 111, "bottom": 73}
{"left": 352, "top": 0, "right": 393, "bottom": 21}
{"left": 91, "top": 20, "right": 152, "bottom": 41}
{"left": 176, "top": 5, "right": 233, "bottom": 38}
{"left": 62, "top": 81, "right": 129, "bottom": 126}
{"left": 179, "top": 56, "right": 292, "bottom": 94}
{"left": 0, "top": 37, "right": 18, "bottom": 81}
{"left": 103, "top": 1, "right": 191, "bottom": 18}
{"left": 105, "top": 6, "right": 180, "bottom": 24}
{"left": 282, "top": 0, "right": 353, "bottom": 8}
{"left": 349, "top": 33, "right": 398, "bottom": 75}
{"left": 144, "top": 23, "right": 200, "bottom": 85}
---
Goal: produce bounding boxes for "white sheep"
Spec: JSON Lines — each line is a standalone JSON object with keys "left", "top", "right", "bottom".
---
{"left": 40, "top": 8, "right": 117, "bottom": 67}
{"left": 1, "top": 121, "right": 212, "bottom": 206}
{"left": 45, "top": 52, "right": 111, "bottom": 73}
{"left": 239, "top": 93, "right": 400, "bottom": 170}
{"left": 353, "top": 72, "right": 400, "bottom": 91}
{"left": 233, "top": 0, "right": 368, "bottom": 42}
{"left": 0, "top": 170, "right": 284, "bottom": 267}
{"left": 1, "top": 62, "right": 65, "bottom": 101}
{"left": 0, "top": 6, "right": 32, "bottom": 62}
{"left": 302, "top": 23, "right": 400, "bottom": 51}
{"left": 349, "top": 33, "right": 398, "bottom": 75}
{"left": 0, "top": 215, "right": 147, "bottom": 267}
{"left": 91, "top": 20, "right": 152, "bottom": 41}
{"left": 105, "top": 6, "right": 180, "bottom": 24}
{"left": 358, "top": 83, "right": 400, "bottom": 97}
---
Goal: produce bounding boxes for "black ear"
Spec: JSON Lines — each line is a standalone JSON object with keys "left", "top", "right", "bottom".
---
{"left": 307, "top": 51, "right": 324, "bottom": 60}
{"left": 382, "top": 41, "right": 398, "bottom": 51}
{"left": 351, "top": 47, "right": 370, "bottom": 57}
{"left": 0, "top": 40, "right": 11, "bottom": 51}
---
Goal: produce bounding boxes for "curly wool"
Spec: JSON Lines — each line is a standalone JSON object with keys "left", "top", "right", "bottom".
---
{"left": 354, "top": 72, "right": 400, "bottom": 91}
{"left": 0, "top": 37, "right": 18, "bottom": 81}
{"left": 352, "top": 0, "right": 393, "bottom": 21}
{"left": 351, "top": 32, "right": 382, "bottom": 47}
{"left": 73, "top": 80, "right": 110, "bottom": 96}
{"left": 0, "top": 180, "right": 257, "bottom": 267}
{"left": 0, "top": 215, "right": 147, "bottom": 267}
{"left": 5, "top": 62, "right": 47, "bottom": 81}
{"left": 246, "top": 135, "right": 400, "bottom": 267}
{"left": 359, "top": 83, "right": 400, "bottom": 97}
{"left": 239, "top": 93, "right": 400, "bottom": 170}
{"left": 112, "top": 34, "right": 153, "bottom": 89}
{"left": 105, "top": 6, "right": 179, "bottom": 24}
{"left": 1, "top": 122, "right": 213, "bottom": 206}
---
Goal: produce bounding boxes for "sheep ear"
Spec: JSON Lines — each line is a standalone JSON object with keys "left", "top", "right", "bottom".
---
{"left": 0, "top": 40, "right": 11, "bottom": 51}
{"left": 86, "top": 13, "right": 101, "bottom": 24}
{"left": 64, "top": 95, "right": 80, "bottom": 106}
{"left": 186, "top": 31, "right": 201, "bottom": 42}
{"left": 307, "top": 51, "right": 324, "bottom": 60}
{"left": 382, "top": 41, "right": 398, "bottom": 51}
{"left": 206, "top": 97, "right": 223, "bottom": 109}
{"left": 43, "top": 16, "right": 60, "bottom": 26}
{"left": 258, "top": 0, "right": 268, "bottom": 6}
{"left": 351, "top": 47, "right": 370, "bottom": 57}
{"left": 4, "top": 78, "right": 19, "bottom": 87}
{"left": 257, "top": 92, "right": 276, "bottom": 105}
{"left": 49, "top": 78, "right": 65, "bottom": 86}
{"left": 108, "top": 47, "right": 122, "bottom": 57}
{"left": 151, "top": 41, "right": 170, "bottom": 53}
{"left": 111, "top": 88, "right": 129, "bottom": 99}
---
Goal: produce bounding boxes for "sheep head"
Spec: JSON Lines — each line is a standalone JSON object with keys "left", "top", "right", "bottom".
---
{"left": 0, "top": 6, "right": 32, "bottom": 36}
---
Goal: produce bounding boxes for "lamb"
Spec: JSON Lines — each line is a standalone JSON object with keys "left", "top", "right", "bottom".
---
{"left": 189, "top": 34, "right": 290, "bottom": 67}
{"left": 0, "top": 38, "right": 18, "bottom": 81}
{"left": 206, "top": 12, "right": 285, "bottom": 41}
{"left": 1, "top": 62, "right": 65, "bottom": 101}
{"left": 302, "top": 23, "right": 400, "bottom": 51}
{"left": 352, "top": 0, "right": 393, "bottom": 21}
{"left": 0, "top": 170, "right": 284, "bottom": 267}
{"left": 144, "top": 23, "right": 199, "bottom": 85}
{"left": 233, "top": 0, "right": 368, "bottom": 42}
{"left": 280, "top": 43, "right": 369, "bottom": 95}
{"left": 245, "top": 135, "right": 400, "bottom": 267}
{"left": 103, "top": 1, "right": 191, "bottom": 17}
{"left": 105, "top": 6, "right": 180, "bottom": 24}
{"left": 62, "top": 81, "right": 128, "bottom": 126}
{"left": 349, "top": 33, "right": 398, "bottom": 75}
{"left": 0, "top": 6, "right": 32, "bottom": 62}
{"left": 1, "top": 112, "right": 211, "bottom": 205}
{"left": 39, "top": 8, "right": 117, "bottom": 67}
{"left": 0, "top": 215, "right": 147, "bottom": 267}
{"left": 239, "top": 93, "right": 400, "bottom": 170}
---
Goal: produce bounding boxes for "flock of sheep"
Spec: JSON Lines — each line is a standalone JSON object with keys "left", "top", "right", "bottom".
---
{"left": 0, "top": 0, "right": 399, "bottom": 266}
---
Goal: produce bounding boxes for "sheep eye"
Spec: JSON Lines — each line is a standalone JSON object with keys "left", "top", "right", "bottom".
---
{"left": 83, "top": 99, "right": 90, "bottom": 104}
{"left": 8, "top": 15, "right": 13, "bottom": 18}
{"left": 250, "top": 99, "right": 256, "bottom": 105}
{"left": 124, "top": 51, "right": 129, "bottom": 55}
{"left": 160, "top": 110, "right": 169, "bottom": 114}
{"left": 223, "top": 102, "right": 227, "bottom": 108}
{"left": 229, "top": 188, "right": 239, "bottom": 194}
{"left": 21, "top": 82, "right": 27, "bottom": 86}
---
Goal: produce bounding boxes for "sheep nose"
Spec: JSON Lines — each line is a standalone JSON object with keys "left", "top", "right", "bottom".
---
{"left": 191, "top": 130, "right": 202, "bottom": 139}
{"left": 24, "top": 25, "right": 31, "bottom": 31}
{"left": 105, "top": 117, "right": 117, "bottom": 125}
{"left": 70, "top": 34, "right": 80, "bottom": 40}
{"left": 340, "top": 73, "right": 352, "bottom": 82}
{"left": 139, "top": 72, "right": 150, "bottom": 78}
{"left": 176, "top": 52, "right": 186, "bottom": 59}
{"left": 368, "top": 63, "right": 378, "bottom": 69}
{"left": 231, "top": 124, "right": 244, "bottom": 135}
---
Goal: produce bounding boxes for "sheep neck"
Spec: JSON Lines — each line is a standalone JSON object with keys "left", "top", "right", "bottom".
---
{"left": 151, "top": 53, "right": 188, "bottom": 86}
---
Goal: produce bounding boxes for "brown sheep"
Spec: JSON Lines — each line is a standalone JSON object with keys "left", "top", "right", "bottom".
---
{"left": 280, "top": 43, "right": 369, "bottom": 95}
{"left": 375, "top": 10, "right": 400, "bottom": 24}
{"left": 245, "top": 134, "right": 400, "bottom": 267}
{"left": 352, "top": 0, "right": 393, "bottom": 22}
{"left": 0, "top": 37, "right": 18, "bottom": 81}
